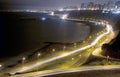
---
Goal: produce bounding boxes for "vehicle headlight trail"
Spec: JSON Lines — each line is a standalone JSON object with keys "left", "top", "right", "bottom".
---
{"left": 10, "top": 18, "right": 113, "bottom": 74}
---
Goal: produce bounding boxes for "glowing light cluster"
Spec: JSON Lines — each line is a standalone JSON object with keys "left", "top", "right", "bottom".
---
{"left": 50, "top": 11, "right": 54, "bottom": 16}
{"left": 41, "top": 17, "right": 46, "bottom": 21}
{"left": 61, "top": 14, "right": 68, "bottom": 20}
{"left": 59, "top": 8, "right": 64, "bottom": 12}
{"left": 112, "top": 10, "right": 120, "bottom": 14}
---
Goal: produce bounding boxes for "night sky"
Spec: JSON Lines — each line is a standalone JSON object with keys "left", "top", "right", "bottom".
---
{"left": 0, "top": 0, "right": 118, "bottom": 10}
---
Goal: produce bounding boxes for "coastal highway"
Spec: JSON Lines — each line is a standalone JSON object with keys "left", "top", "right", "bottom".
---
{"left": 1, "top": 17, "right": 114, "bottom": 77}
{"left": 0, "top": 11, "right": 115, "bottom": 77}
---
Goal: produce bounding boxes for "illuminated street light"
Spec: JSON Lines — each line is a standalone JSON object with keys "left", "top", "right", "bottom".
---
{"left": 83, "top": 41, "right": 85, "bottom": 43}
{"left": 41, "top": 17, "right": 46, "bottom": 21}
{"left": 61, "top": 14, "right": 68, "bottom": 20}
{"left": 64, "top": 46, "right": 66, "bottom": 49}
{"left": 22, "top": 57, "right": 26, "bottom": 61}
{"left": 107, "top": 56, "right": 109, "bottom": 63}
{"left": 79, "top": 55, "right": 81, "bottom": 57}
{"left": 37, "top": 53, "right": 41, "bottom": 63}
{"left": 74, "top": 43, "right": 77, "bottom": 47}
{"left": 52, "top": 49, "right": 56, "bottom": 52}
{"left": 37, "top": 53, "right": 41, "bottom": 72}
{"left": 22, "top": 57, "right": 26, "bottom": 67}
{"left": 63, "top": 46, "right": 66, "bottom": 51}
{"left": 89, "top": 36, "right": 92, "bottom": 39}
{"left": 0, "top": 64, "right": 2, "bottom": 68}
{"left": 37, "top": 53, "right": 41, "bottom": 57}
{"left": 78, "top": 8, "right": 80, "bottom": 10}
{"left": 101, "top": 22, "right": 104, "bottom": 25}
{"left": 72, "top": 58, "right": 75, "bottom": 60}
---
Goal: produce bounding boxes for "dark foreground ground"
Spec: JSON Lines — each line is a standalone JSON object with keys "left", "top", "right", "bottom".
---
{"left": 45, "top": 69, "right": 120, "bottom": 77}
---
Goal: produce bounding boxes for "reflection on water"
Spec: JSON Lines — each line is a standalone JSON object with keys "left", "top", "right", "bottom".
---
{"left": 29, "top": 18, "right": 90, "bottom": 43}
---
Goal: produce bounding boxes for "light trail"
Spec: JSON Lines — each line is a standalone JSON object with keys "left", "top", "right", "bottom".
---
{"left": 12, "top": 65, "right": 120, "bottom": 77}
{"left": 9, "top": 18, "right": 113, "bottom": 74}
{"left": 35, "top": 65, "right": 120, "bottom": 77}
{"left": 92, "top": 22, "right": 115, "bottom": 57}
{"left": 91, "top": 24, "right": 110, "bottom": 45}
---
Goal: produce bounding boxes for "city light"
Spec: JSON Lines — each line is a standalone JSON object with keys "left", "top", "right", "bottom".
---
{"left": 102, "top": 10, "right": 109, "bottom": 13}
{"left": 79, "top": 55, "right": 82, "bottom": 57}
{"left": 72, "top": 58, "right": 75, "bottom": 60}
{"left": 59, "top": 8, "right": 64, "bottom": 11}
{"left": 63, "top": 46, "right": 66, "bottom": 49}
{"left": 78, "top": 8, "right": 81, "bottom": 10}
{"left": 22, "top": 57, "right": 26, "bottom": 61}
{"left": 22, "top": 57, "right": 26, "bottom": 67}
{"left": 112, "top": 10, "right": 120, "bottom": 14}
{"left": 50, "top": 11, "right": 54, "bottom": 16}
{"left": 37, "top": 53, "right": 41, "bottom": 57}
{"left": 41, "top": 17, "right": 46, "bottom": 21}
{"left": 52, "top": 49, "right": 56, "bottom": 52}
{"left": 61, "top": 14, "right": 68, "bottom": 20}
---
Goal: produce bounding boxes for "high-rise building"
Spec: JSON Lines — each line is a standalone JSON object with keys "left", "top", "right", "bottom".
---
{"left": 80, "top": 3, "right": 86, "bottom": 10}
{"left": 87, "top": 2, "right": 94, "bottom": 10}
{"left": 81, "top": 3, "right": 85, "bottom": 8}
{"left": 94, "top": 4, "right": 103, "bottom": 10}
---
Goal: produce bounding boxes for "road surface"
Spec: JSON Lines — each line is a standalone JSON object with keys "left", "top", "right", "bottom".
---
{"left": 0, "top": 14, "right": 114, "bottom": 77}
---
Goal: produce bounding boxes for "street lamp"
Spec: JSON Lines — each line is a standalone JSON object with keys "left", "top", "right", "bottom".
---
{"left": 52, "top": 49, "right": 56, "bottom": 52}
{"left": 64, "top": 46, "right": 66, "bottom": 49}
{"left": 37, "top": 53, "right": 41, "bottom": 60}
{"left": 63, "top": 45, "right": 66, "bottom": 51}
{"left": 22, "top": 57, "right": 26, "bottom": 67}
{"left": 37, "top": 53, "right": 41, "bottom": 57}
{"left": 41, "top": 17, "right": 46, "bottom": 21}
{"left": 89, "top": 36, "right": 92, "bottom": 39}
{"left": 72, "top": 58, "right": 75, "bottom": 60}
{"left": 79, "top": 55, "right": 81, "bottom": 57}
{"left": 83, "top": 41, "right": 85, "bottom": 43}
{"left": 36, "top": 53, "right": 41, "bottom": 72}
{"left": 74, "top": 43, "right": 77, "bottom": 48}
{"left": 37, "top": 53, "right": 41, "bottom": 61}
{"left": 107, "top": 56, "right": 109, "bottom": 64}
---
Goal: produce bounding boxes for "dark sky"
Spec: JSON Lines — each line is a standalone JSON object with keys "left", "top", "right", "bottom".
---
{"left": 0, "top": 0, "right": 118, "bottom": 10}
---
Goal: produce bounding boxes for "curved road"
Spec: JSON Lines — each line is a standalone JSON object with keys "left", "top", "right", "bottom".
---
{"left": 6, "top": 16, "right": 114, "bottom": 77}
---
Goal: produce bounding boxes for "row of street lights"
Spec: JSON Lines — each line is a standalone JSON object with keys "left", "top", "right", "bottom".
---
{"left": 21, "top": 53, "right": 41, "bottom": 71}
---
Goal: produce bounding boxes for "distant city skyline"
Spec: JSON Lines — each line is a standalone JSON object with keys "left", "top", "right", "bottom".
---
{"left": 0, "top": 0, "right": 119, "bottom": 10}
